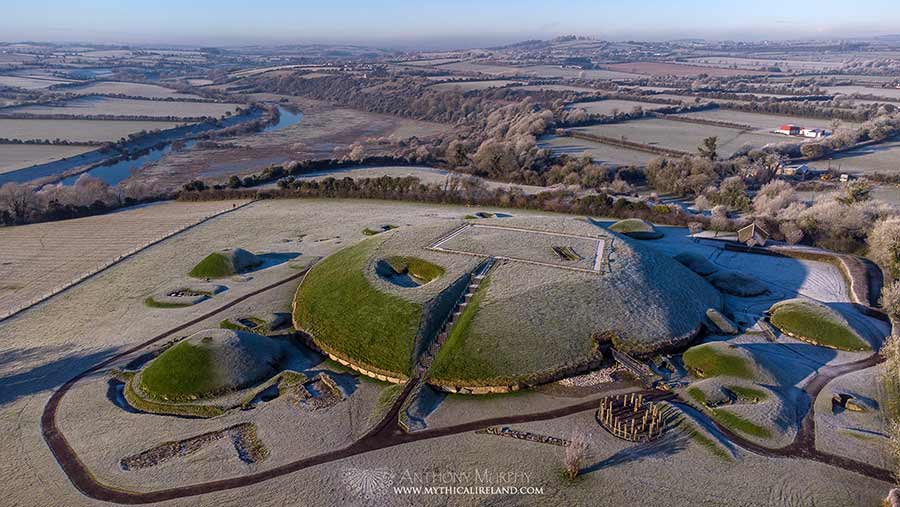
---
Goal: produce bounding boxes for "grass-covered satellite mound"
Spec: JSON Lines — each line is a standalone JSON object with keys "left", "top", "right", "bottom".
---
{"left": 609, "top": 218, "right": 664, "bottom": 239}
{"left": 769, "top": 298, "right": 869, "bottom": 351}
{"left": 189, "top": 247, "right": 262, "bottom": 278}
{"left": 294, "top": 217, "right": 721, "bottom": 388}
{"left": 139, "top": 329, "right": 285, "bottom": 401}
{"left": 683, "top": 342, "right": 754, "bottom": 379}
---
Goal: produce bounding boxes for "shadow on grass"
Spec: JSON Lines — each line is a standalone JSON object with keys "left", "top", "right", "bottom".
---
{"left": 252, "top": 252, "right": 301, "bottom": 272}
{"left": 0, "top": 344, "right": 119, "bottom": 406}
{"left": 581, "top": 431, "right": 690, "bottom": 475}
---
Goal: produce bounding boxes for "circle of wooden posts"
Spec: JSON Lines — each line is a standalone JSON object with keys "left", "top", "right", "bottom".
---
{"left": 595, "top": 392, "right": 667, "bottom": 442}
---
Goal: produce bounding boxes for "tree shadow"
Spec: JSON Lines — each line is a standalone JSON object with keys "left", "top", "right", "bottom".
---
{"left": 581, "top": 431, "right": 690, "bottom": 475}
{"left": 0, "top": 344, "right": 119, "bottom": 406}
{"left": 251, "top": 252, "right": 302, "bottom": 272}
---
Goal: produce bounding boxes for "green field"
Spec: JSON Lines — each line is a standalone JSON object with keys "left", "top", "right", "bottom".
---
{"left": 293, "top": 239, "right": 422, "bottom": 375}
{"left": 770, "top": 300, "right": 869, "bottom": 351}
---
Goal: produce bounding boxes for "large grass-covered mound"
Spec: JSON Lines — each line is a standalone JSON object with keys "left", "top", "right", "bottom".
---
{"left": 609, "top": 218, "right": 664, "bottom": 240}
{"left": 293, "top": 239, "right": 425, "bottom": 377}
{"left": 769, "top": 299, "right": 869, "bottom": 351}
{"left": 189, "top": 247, "right": 262, "bottom": 278}
{"left": 139, "top": 329, "right": 284, "bottom": 401}
{"left": 295, "top": 217, "right": 721, "bottom": 388}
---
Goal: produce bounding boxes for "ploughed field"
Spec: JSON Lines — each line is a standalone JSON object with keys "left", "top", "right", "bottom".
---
{"left": 5, "top": 96, "right": 241, "bottom": 118}
{"left": 429, "top": 80, "right": 522, "bottom": 91}
{"left": 807, "top": 138, "right": 900, "bottom": 176}
{"left": 675, "top": 109, "right": 851, "bottom": 131}
{"left": 0, "top": 118, "right": 182, "bottom": 143}
{"left": 538, "top": 134, "right": 655, "bottom": 166}
{"left": 438, "top": 61, "right": 641, "bottom": 80}
{"left": 0, "top": 200, "right": 245, "bottom": 318}
{"left": 56, "top": 81, "right": 206, "bottom": 100}
{"left": 570, "top": 99, "right": 671, "bottom": 115}
{"left": 0, "top": 144, "right": 95, "bottom": 174}
{"left": 572, "top": 117, "right": 785, "bottom": 156}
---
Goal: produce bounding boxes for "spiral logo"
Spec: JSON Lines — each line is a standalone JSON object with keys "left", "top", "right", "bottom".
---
{"left": 342, "top": 467, "right": 394, "bottom": 499}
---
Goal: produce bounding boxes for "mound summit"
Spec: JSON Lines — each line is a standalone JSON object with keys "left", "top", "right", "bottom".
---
{"left": 293, "top": 217, "right": 721, "bottom": 388}
{"left": 139, "top": 328, "right": 285, "bottom": 401}
{"left": 190, "top": 247, "right": 262, "bottom": 278}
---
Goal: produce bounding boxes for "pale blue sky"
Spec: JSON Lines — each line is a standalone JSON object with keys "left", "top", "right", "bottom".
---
{"left": 3, "top": 0, "right": 899, "bottom": 48}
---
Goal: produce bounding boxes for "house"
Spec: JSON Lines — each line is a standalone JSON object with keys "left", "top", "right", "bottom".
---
{"left": 839, "top": 173, "right": 851, "bottom": 182}
{"left": 775, "top": 124, "right": 801, "bottom": 136}
{"left": 737, "top": 222, "right": 770, "bottom": 247}
{"left": 778, "top": 164, "right": 811, "bottom": 179}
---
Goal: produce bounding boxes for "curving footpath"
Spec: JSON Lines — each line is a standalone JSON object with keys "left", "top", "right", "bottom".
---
{"left": 41, "top": 269, "right": 893, "bottom": 504}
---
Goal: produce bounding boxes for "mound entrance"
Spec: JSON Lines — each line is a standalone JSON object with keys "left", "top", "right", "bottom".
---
{"left": 427, "top": 223, "right": 609, "bottom": 273}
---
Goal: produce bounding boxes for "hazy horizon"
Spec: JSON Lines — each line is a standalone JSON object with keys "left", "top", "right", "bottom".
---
{"left": 4, "top": 0, "right": 900, "bottom": 50}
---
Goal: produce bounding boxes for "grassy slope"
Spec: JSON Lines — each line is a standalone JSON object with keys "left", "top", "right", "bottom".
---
{"left": 294, "top": 239, "right": 422, "bottom": 375}
{"left": 610, "top": 218, "right": 653, "bottom": 233}
{"left": 140, "top": 341, "right": 219, "bottom": 400}
{"left": 429, "top": 277, "right": 497, "bottom": 381}
{"left": 189, "top": 252, "right": 234, "bottom": 278}
{"left": 726, "top": 385, "right": 768, "bottom": 402}
{"left": 709, "top": 408, "right": 771, "bottom": 438}
{"left": 770, "top": 301, "right": 869, "bottom": 351}
{"left": 683, "top": 344, "right": 753, "bottom": 379}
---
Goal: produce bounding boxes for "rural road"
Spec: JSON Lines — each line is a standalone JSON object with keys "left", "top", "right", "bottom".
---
{"left": 40, "top": 269, "right": 893, "bottom": 504}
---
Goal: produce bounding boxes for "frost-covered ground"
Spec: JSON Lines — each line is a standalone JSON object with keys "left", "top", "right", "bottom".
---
{"left": 0, "top": 201, "right": 891, "bottom": 506}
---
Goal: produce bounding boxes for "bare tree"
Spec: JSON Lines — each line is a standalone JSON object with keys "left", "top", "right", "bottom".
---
{"left": 564, "top": 430, "right": 591, "bottom": 480}
{"left": 869, "top": 219, "right": 900, "bottom": 278}
{"left": 0, "top": 182, "right": 38, "bottom": 225}
{"left": 882, "top": 281, "right": 900, "bottom": 321}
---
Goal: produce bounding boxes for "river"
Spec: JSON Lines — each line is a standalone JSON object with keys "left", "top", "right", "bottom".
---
{"left": 0, "top": 105, "right": 302, "bottom": 186}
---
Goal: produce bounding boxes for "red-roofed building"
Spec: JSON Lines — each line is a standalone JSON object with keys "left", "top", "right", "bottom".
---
{"left": 775, "top": 124, "right": 801, "bottom": 136}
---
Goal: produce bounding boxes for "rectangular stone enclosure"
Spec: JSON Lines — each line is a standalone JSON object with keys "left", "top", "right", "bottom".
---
{"left": 428, "top": 224, "right": 609, "bottom": 273}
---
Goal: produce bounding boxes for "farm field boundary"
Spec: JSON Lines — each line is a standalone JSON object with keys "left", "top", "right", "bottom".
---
{"left": 564, "top": 131, "right": 691, "bottom": 158}
{"left": 0, "top": 200, "right": 254, "bottom": 322}
{"left": 655, "top": 113, "right": 753, "bottom": 131}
